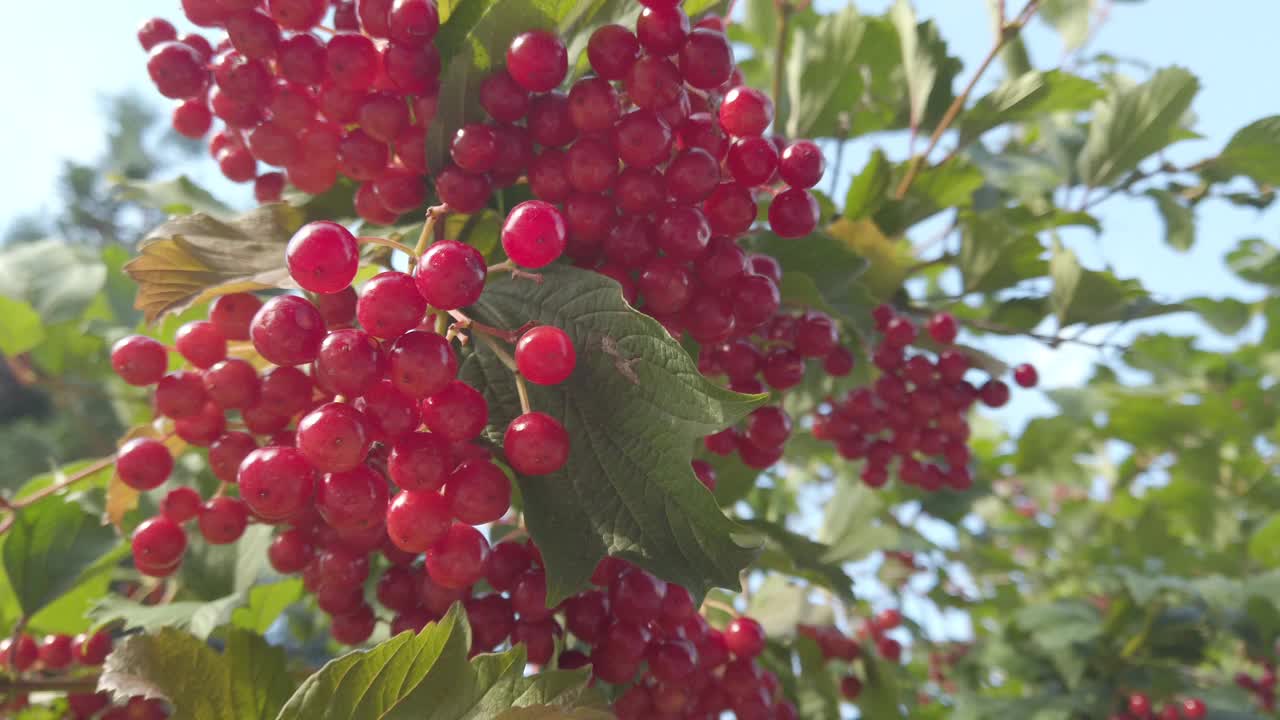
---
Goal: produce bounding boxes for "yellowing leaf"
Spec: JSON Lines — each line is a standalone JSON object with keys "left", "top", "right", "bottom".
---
{"left": 825, "top": 218, "right": 912, "bottom": 300}
{"left": 125, "top": 205, "right": 305, "bottom": 323}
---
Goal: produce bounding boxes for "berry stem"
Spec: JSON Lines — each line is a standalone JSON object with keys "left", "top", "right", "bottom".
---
{"left": 473, "top": 332, "right": 518, "bottom": 372}
{"left": 894, "top": 0, "right": 1041, "bottom": 200}
{"left": 515, "top": 373, "right": 532, "bottom": 414}
{"left": 487, "top": 260, "right": 546, "bottom": 284}
{"left": 447, "top": 310, "right": 530, "bottom": 344}
{"left": 701, "top": 597, "right": 738, "bottom": 616}
{"left": 358, "top": 235, "right": 419, "bottom": 258}
{"left": 413, "top": 205, "right": 450, "bottom": 259}
{"left": 0, "top": 674, "right": 99, "bottom": 693}
{"left": 10, "top": 454, "right": 118, "bottom": 511}
{"left": 434, "top": 310, "right": 448, "bottom": 336}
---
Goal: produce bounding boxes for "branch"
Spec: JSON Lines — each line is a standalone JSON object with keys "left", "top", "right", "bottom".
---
{"left": 0, "top": 674, "right": 100, "bottom": 694}
{"left": 894, "top": 0, "right": 1041, "bottom": 199}
{"left": 771, "top": 2, "right": 792, "bottom": 121}
{"left": 12, "top": 454, "right": 117, "bottom": 509}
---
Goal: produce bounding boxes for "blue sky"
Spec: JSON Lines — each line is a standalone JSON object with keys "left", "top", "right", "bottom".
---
{"left": 0, "top": 0, "right": 1275, "bottom": 416}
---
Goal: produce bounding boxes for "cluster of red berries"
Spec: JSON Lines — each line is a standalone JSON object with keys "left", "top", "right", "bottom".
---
{"left": 431, "top": 12, "right": 837, "bottom": 478}
{"left": 139, "top": 0, "right": 441, "bottom": 214}
{"left": 797, "top": 608, "right": 906, "bottom": 705}
{"left": 1113, "top": 693, "right": 1208, "bottom": 720}
{"left": 0, "top": 631, "right": 161, "bottom": 719}
{"left": 810, "top": 305, "right": 1038, "bottom": 491}
{"left": 1235, "top": 662, "right": 1278, "bottom": 712}
{"left": 111, "top": 217, "right": 577, "bottom": 645}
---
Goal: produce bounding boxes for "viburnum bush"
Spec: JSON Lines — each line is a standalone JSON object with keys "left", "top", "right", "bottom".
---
{"left": 2, "top": 0, "right": 1280, "bottom": 718}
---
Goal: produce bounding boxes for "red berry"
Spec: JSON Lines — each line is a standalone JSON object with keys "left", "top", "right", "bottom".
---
{"left": 250, "top": 295, "right": 325, "bottom": 366}
{"left": 587, "top": 24, "right": 639, "bottom": 81}
{"left": 1013, "top": 362, "right": 1039, "bottom": 388}
{"left": 388, "top": 0, "right": 440, "bottom": 47}
{"left": 479, "top": 70, "right": 529, "bottom": 122}
{"left": 268, "top": 0, "right": 328, "bottom": 30}
{"left": 317, "top": 464, "right": 389, "bottom": 532}
{"left": 386, "top": 330, "right": 457, "bottom": 399}
{"left": 704, "top": 182, "right": 756, "bottom": 237}
{"left": 506, "top": 31, "right": 568, "bottom": 92}
{"left": 636, "top": 6, "right": 689, "bottom": 55}
{"left": 724, "top": 617, "right": 766, "bottom": 658}
{"left": 38, "top": 634, "right": 73, "bottom": 670}
{"left": 147, "top": 42, "right": 209, "bottom": 100}
{"left": 210, "top": 293, "right": 263, "bottom": 341}
{"left": 768, "top": 188, "right": 819, "bottom": 238}
{"left": 778, "top": 140, "right": 825, "bottom": 188}
{"left": 198, "top": 497, "right": 249, "bottom": 544}
{"left": 117, "top": 438, "right": 174, "bottom": 491}
{"left": 138, "top": 18, "right": 177, "bottom": 51}
{"left": 678, "top": 28, "right": 733, "bottom": 90}
{"left": 161, "top": 486, "right": 203, "bottom": 524}
{"left": 426, "top": 524, "right": 491, "bottom": 588}
{"left": 516, "top": 326, "right": 576, "bottom": 385}
{"left": 840, "top": 675, "right": 863, "bottom": 700}
{"left": 297, "top": 402, "right": 371, "bottom": 473}
{"left": 625, "top": 55, "right": 682, "bottom": 110}
{"left": 979, "top": 379, "right": 1011, "bottom": 408}
{"left": 502, "top": 201, "right": 567, "bottom": 269}
{"left": 72, "top": 632, "right": 113, "bottom": 666}
{"left": 927, "top": 312, "right": 959, "bottom": 345}
{"left": 315, "top": 329, "right": 384, "bottom": 398}
{"left": 155, "top": 371, "right": 209, "bottom": 419}
{"left": 357, "top": 271, "right": 428, "bottom": 339}
{"left": 327, "top": 33, "right": 380, "bottom": 90}
{"left": 111, "top": 335, "right": 169, "bottom": 386}
{"left": 1129, "top": 693, "right": 1152, "bottom": 718}
{"left": 614, "top": 109, "right": 673, "bottom": 169}
{"left": 445, "top": 459, "right": 511, "bottom": 525}
{"left": 719, "top": 87, "right": 774, "bottom": 137}
{"left": 1181, "top": 698, "right": 1207, "bottom": 719}
{"left": 173, "top": 99, "right": 213, "bottom": 138}
{"left": 568, "top": 76, "right": 621, "bottom": 132}
{"left": 238, "top": 447, "right": 317, "bottom": 522}
{"left": 414, "top": 240, "right": 487, "bottom": 310}
{"left": 451, "top": 123, "right": 499, "bottom": 173}
{"left": 132, "top": 516, "right": 187, "bottom": 575}
{"left": 175, "top": 320, "right": 227, "bottom": 369}
{"left": 421, "top": 380, "right": 489, "bottom": 442}
{"left": 504, "top": 412, "right": 570, "bottom": 476}
{"left": 386, "top": 489, "right": 451, "bottom": 552}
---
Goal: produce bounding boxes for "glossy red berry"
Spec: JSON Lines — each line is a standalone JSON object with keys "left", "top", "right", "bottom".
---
{"left": 719, "top": 87, "right": 774, "bottom": 137}
{"left": 315, "top": 329, "right": 384, "bottom": 398}
{"left": 161, "top": 486, "right": 203, "bottom": 524}
{"left": 147, "top": 42, "right": 209, "bottom": 99}
{"left": 297, "top": 402, "right": 371, "bottom": 473}
{"left": 357, "top": 271, "right": 428, "bottom": 339}
{"left": 198, "top": 497, "right": 249, "bottom": 544}
{"left": 250, "top": 295, "right": 326, "bottom": 366}
{"left": 724, "top": 617, "right": 766, "bottom": 658}
{"left": 111, "top": 335, "right": 169, "bottom": 386}
{"left": 386, "top": 488, "right": 451, "bottom": 552}
{"left": 132, "top": 516, "right": 187, "bottom": 576}
{"left": 516, "top": 326, "right": 576, "bottom": 385}
{"left": 1013, "top": 362, "right": 1039, "bottom": 388}
{"left": 138, "top": 18, "right": 177, "bottom": 50}
{"left": 502, "top": 201, "right": 567, "bottom": 269}
{"left": 388, "top": 0, "right": 440, "bottom": 47}
{"left": 768, "top": 188, "right": 819, "bottom": 238}
{"left": 72, "top": 632, "right": 113, "bottom": 666}
{"left": 927, "top": 312, "right": 959, "bottom": 345}
{"left": 587, "top": 24, "right": 640, "bottom": 81}
{"left": 421, "top": 380, "right": 489, "bottom": 442}
{"left": 445, "top": 459, "right": 512, "bottom": 525}
{"left": 480, "top": 70, "right": 530, "bottom": 122}
{"left": 506, "top": 31, "right": 568, "bottom": 92}
{"left": 175, "top": 320, "right": 227, "bottom": 369}
{"left": 679, "top": 28, "right": 733, "bottom": 89}
{"left": 414, "top": 240, "right": 487, "bottom": 310}
{"left": 636, "top": 6, "right": 689, "bottom": 55}
{"left": 778, "top": 140, "right": 825, "bottom": 188}
{"left": 317, "top": 465, "right": 389, "bottom": 532}
{"left": 504, "top": 412, "right": 570, "bottom": 476}
{"left": 117, "top": 438, "right": 174, "bottom": 491}
{"left": 426, "top": 524, "right": 491, "bottom": 588}
{"left": 979, "top": 379, "right": 1011, "bottom": 408}
{"left": 155, "top": 371, "right": 209, "bottom": 419}
{"left": 238, "top": 447, "right": 317, "bottom": 522}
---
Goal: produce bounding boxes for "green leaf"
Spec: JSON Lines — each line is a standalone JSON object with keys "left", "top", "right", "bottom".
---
{"left": 967, "top": 143, "right": 1065, "bottom": 201}
{"left": 844, "top": 149, "right": 891, "bottom": 221}
{"left": 958, "top": 213, "right": 1048, "bottom": 293}
{"left": 747, "top": 230, "right": 874, "bottom": 334}
{"left": 1, "top": 495, "right": 119, "bottom": 618}
{"left": 124, "top": 205, "right": 306, "bottom": 322}
{"left": 100, "top": 627, "right": 292, "bottom": 720}
{"left": 858, "top": 638, "right": 904, "bottom": 718}
{"left": 782, "top": 4, "right": 866, "bottom": 139}
{"left": 278, "top": 605, "right": 602, "bottom": 720}
{"left": 747, "top": 575, "right": 821, "bottom": 638}
{"left": 1250, "top": 516, "right": 1280, "bottom": 566}
{"left": 1184, "top": 297, "right": 1251, "bottom": 335}
{"left": 819, "top": 480, "right": 895, "bottom": 564}
{"left": 459, "top": 266, "right": 762, "bottom": 604}
{"left": 1227, "top": 237, "right": 1280, "bottom": 286}
{"left": 742, "top": 519, "right": 855, "bottom": 600}
{"left": 232, "top": 579, "right": 305, "bottom": 635}
{"left": 1039, "top": 0, "right": 1097, "bottom": 50}
{"left": 0, "top": 238, "right": 108, "bottom": 324}
{"left": 1077, "top": 67, "right": 1200, "bottom": 187}
{"left": 959, "top": 71, "right": 1105, "bottom": 144}
{"left": 0, "top": 297, "right": 45, "bottom": 355}
{"left": 888, "top": 0, "right": 938, "bottom": 133}
{"left": 1146, "top": 188, "right": 1195, "bottom": 251}
{"left": 114, "top": 175, "right": 233, "bottom": 217}
{"left": 1211, "top": 115, "right": 1280, "bottom": 186}
{"left": 1049, "top": 243, "right": 1157, "bottom": 327}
